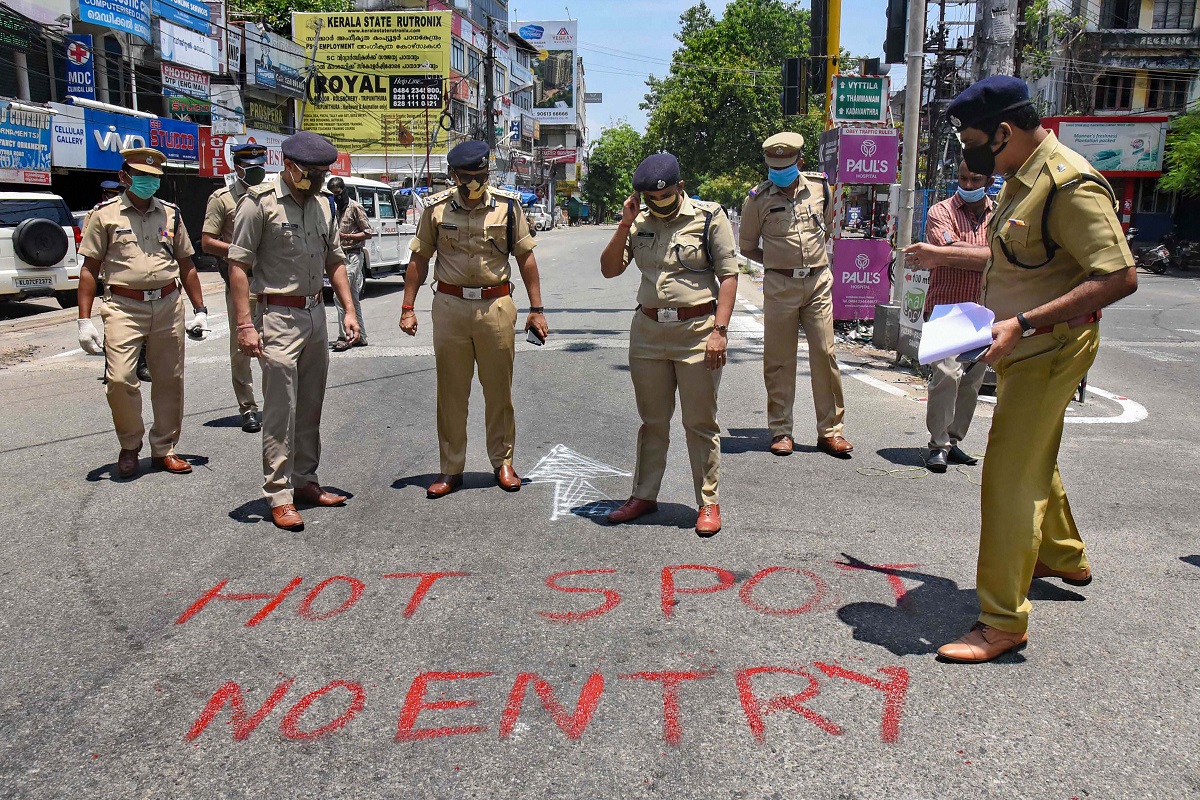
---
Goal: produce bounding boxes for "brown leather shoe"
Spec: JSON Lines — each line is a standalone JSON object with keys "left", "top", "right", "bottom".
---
{"left": 606, "top": 497, "right": 658, "bottom": 524}
{"left": 769, "top": 435, "right": 794, "bottom": 456}
{"left": 271, "top": 504, "right": 304, "bottom": 531}
{"left": 495, "top": 464, "right": 522, "bottom": 492}
{"left": 937, "top": 623, "right": 1028, "bottom": 663}
{"left": 1033, "top": 560, "right": 1093, "bottom": 586}
{"left": 427, "top": 474, "right": 463, "bottom": 498}
{"left": 295, "top": 482, "right": 347, "bottom": 507}
{"left": 152, "top": 454, "right": 192, "bottom": 474}
{"left": 117, "top": 446, "right": 141, "bottom": 479}
{"left": 696, "top": 504, "right": 722, "bottom": 537}
{"left": 817, "top": 435, "right": 854, "bottom": 457}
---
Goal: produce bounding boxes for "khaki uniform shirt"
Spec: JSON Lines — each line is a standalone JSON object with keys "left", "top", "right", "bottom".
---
{"left": 623, "top": 196, "right": 740, "bottom": 308}
{"left": 338, "top": 199, "right": 372, "bottom": 252}
{"left": 984, "top": 132, "right": 1133, "bottom": 321}
{"left": 739, "top": 174, "right": 831, "bottom": 270}
{"left": 78, "top": 194, "right": 194, "bottom": 289}
{"left": 227, "top": 181, "right": 345, "bottom": 297}
{"left": 409, "top": 187, "right": 536, "bottom": 287}
{"left": 202, "top": 179, "right": 248, "bottom": 245}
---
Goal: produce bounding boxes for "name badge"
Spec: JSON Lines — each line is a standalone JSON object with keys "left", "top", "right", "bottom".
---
{"left": 281, "top": 222, "right": 300, "bottom": 231}
{"left": 441, "top": 223, "right": 458, "bottom": 230}
{"left": 768, "top": 206, "right": 787, "bottom": 213}
{"left": 636, "top": 231, "right": 655, "bottom": 239}
{"left": 115, "top": 228, "right": 133, "bottom": 235}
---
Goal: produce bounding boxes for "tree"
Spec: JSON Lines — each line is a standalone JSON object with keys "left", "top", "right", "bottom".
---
{"left": 1159, "top": 108, "right": 1200, "bottom": 198}
{"left": 229, "top": 0, "right": 353, "bottom": 35}
{"left": 582, "top": 123, "right": 646, "bottom": 223}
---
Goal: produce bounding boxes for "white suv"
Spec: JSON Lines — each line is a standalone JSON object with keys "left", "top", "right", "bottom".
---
{"left": 0, "top": 192, "right": 81, "bottom": 308}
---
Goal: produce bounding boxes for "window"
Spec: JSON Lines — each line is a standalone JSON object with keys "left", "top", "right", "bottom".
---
{"left": 468, "top": 49, "right": 480, "bottom": 79}
{"left": 376, "top": 191, "right": 396, "bottom": 219}
{"left": 495, "top": 66, "right": 506, "bottom": 91}
{"left": 1094, "top": 71, "right": 1134, "bottom": 110}
{"left": 357, "top": 189, "right": 377, "bottom": 216}
{"left": 1136, "top": 182, "right": 1176, "bottom": 214}
{"left": 1147, "top": 74, "right": 1190, "bottom": 110}
{"left": 452, "top": 40, "right": 465, "bottom": 73}
{"left": 103, "top": 36, "right": 126, "bottom": 107}
{"left": 1153, "top": 0, "right": 1196, "bottom": 27}
{"left": 1100, "top": 0, "right": 1139, "bottom": 28}
{"left": 0, "top": 199, "right": 73, "bottom": 227}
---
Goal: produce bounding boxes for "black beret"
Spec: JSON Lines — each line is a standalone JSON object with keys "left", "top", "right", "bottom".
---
{"left": 946, "top": 76, "right": 1032, "bottom": 131}
{"left": 632, "top": 153, "right": 681, "bottom": 191}
{"left": 281, "top": 131, "right": 338, "bottom": 167}
{"left": 230, "top": 143, "right": 268, "bottom": 166}
{"left": 448, "top": 140, "right": 491, "bottom": 170}
{"left": 100, "top": 180, "right": 121, "bottom": 191}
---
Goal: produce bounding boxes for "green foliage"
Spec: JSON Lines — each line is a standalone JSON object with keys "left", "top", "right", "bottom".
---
{"left": 581, "top": 123, "right": 647, "bottom": 221}
{"left": 695, "top": 169, "right": 760, "bottom": 208}
{"left": 228, "top": 0, "right": 353, "bottom": 35}
{"left": 1159, "top": 108, "right": 1200, "bottom": 197}
{"left": 1020, "top": 0, "right": 1086, "bottom": 80}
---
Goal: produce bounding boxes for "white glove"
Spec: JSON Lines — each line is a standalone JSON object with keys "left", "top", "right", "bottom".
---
{"left": 186, "top": 311, "right": 209, "bottom": 340}
{"left": 77, "top": 318, "right": 104, "bottom": 355}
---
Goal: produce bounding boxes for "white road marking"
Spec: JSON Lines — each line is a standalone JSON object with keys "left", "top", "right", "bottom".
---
{"left": 525, "top": 444, "right": 631, "bottom": 522}
{"left": 976, "top": 387, "right": 1148, "bottom": 424}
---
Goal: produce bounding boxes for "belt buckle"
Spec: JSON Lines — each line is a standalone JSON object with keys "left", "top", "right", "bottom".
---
{"left": 463, "top": 287, "right": 483, "bottom": 300}
{"left": 143, "top": 288, "right": 163, "bottom": 301}
{"left": 305, "top": 294, "right": 321, "bottom": 309}
{"left": 656, "top": 307, "right": 680, "bottom": 323}
{"left": 792, "top": 268, "right": 809, "bottom": 279}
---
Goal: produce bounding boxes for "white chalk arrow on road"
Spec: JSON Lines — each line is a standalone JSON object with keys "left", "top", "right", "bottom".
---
{"left": 524, "top": 444, "right": 632, "bottom": 521}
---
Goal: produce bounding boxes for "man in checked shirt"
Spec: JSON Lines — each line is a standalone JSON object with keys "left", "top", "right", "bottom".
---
{"left": 903, "top": 161, "right": 995, "bottom": 473}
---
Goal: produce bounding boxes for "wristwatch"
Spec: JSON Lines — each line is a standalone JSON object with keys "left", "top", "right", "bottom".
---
{"left": 530, "top": 306, "right": 545, "bottom": 314}
{"left": 714, "top": 324, "right": 728, "bottom": 333}
{"left": 1016, "top": 312, "right": 1036, "bottom": 337}
{"left": 193, "top": 305, "right": 208, "bottom": 315}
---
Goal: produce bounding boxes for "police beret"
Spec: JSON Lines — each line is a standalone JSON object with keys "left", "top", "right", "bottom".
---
{"left": 120, "top": 147, "right": 167, "bottom": 175}
{"left": 281, "top": 131, "right": 338, "bottom": 167}
{"left": 632, "top": 153, "right": 681, "bottom": 191}
{"left": 99, "top": 180, "right": 121, "bottom": 191}
{"left": 230, "top": 143, "right": 268, "bottom": 166}
{"left": 763, "top": 132, "right": 805, "bottom": 168}
{"left": 946, "top": 76, "right": 1032, "bottom": 131}
{"left": 448, "top": 140, "right": 491, "bottom": 170}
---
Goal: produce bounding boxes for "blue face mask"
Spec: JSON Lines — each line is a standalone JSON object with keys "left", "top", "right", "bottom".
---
{"left": 957, "top": 185, "right": 987, "bottom": 203}
{"left": 128, "top": 175, "right": 160, "bottom": 200}
{"left": 768, "top": 164, "right": 800, "bottom": 188}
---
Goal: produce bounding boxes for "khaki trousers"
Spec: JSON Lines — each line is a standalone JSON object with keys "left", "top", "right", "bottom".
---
{"left": 335, "top": 249, "right": 367, "bottom": 343}
{"left": 431, "top": 292, "right": 517, "bottom": 475}
{"left": 977, "top": 323, "right": 1096, "bottom": 634}
{"left": 762, "top": 268, "right": 846, "bottom": 439}
{"left": 100, "top": 292, "right": 185, "bottom": 456}
{"left": 630, "top": 357, "right": 722, "bottom": 507}
{"left": 926, "top": 355, "right": 986, "bottom": 450}
{"left": 257, "top": 304, "right": 329, "bottom": 506}
{"left": 226, "top": 284, "right": 259, "bottom": 414}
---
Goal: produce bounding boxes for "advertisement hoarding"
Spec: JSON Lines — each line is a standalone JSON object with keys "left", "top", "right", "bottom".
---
{"left": 294, "top": 11, "right": 451, "bottom": 156}
{"left": 149, "top": 117, "right": 199, "bottom": 162}
{"left": 152, "top": 0, "right": 209, "bottom": 35}
{"left": 836, "top": 125, "right": 898, "bottom": 185}
{"left": 198, "top": 126, "right": 286, "bottom": 176}
{"left": 244, "top": 23, "right": 307, "bottom": 99}
{"left": 1044, "top": 116, "right": 1168, "bottom": 176}
{"left": 158, "top": 19, "right": 218, "bottom": 73}
{"left": 831, "top": 239, "right": 892, "bottom": 321}
{"left": 517, "top": 20, "right": 577, "bottom": 125}
{"left": 210, "top": 82, "right": 245, "bottom": 135}
{"left": 49, "top": 102, "right": 150, "bottom": 171}
{"left": 77, "top": 0, "right": 151, "bottom": 43}
{"left": 897, "top": 266, "right": 931, "bottom": 356}
{"left": 0, "top": 101, "right": 52, "bottom": 185}
{"left": 64, "top": 35, "right": 97, "bottom": 100}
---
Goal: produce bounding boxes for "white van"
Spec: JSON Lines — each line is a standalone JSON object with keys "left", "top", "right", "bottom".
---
{"left": 0, "top": 192, "right": 81, "bottom": 308}
{"left": 325, "top": 176, "right": 414, "bottom": 281}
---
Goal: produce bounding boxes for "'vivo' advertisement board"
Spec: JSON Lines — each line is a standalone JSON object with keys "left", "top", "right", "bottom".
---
{"left": 50, "top": 103, "right": 149, "bottom": 171}
{"left": 832, "top": 238, "right": 892, "bottom": 321}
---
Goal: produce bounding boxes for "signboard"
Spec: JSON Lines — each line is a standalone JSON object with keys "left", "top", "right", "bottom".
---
{"left": 48, "top": 102, "right": 150, "bottom": 171}
{"left": 294, "top": 11, "right": 452, "bottom": 155}
{"left": 542, "top": 147, "right": 577, "bottom": 164}
{"left": 162, "top": 63, "right": 210, "bottom": 99}
{"left": 244, "top": 23, "right": 307, "bottom": 99}
{"left": 65, "top": 35, "right": 97, "bottom": 100}
{"left": 897, "top": 266, "right": 931, "bottom": 357}
{"left": 520, "top": 114, "right": 536, "bottom": 140}
{"left": 198, "top": 126, "right": 286, "bottom": 176}
{"left": 245, "top": 95, "right": 291, "bottom": 134}
{"left": 584, "top": 92, "right": 603, "bottom": 104}
{"left": 149, "top": 117, "right": 199, "bottom": 162}
{"left": 0, "top": 6, "right": 35, "bottom": 50}
{"left": 331, "top": 152, "right": 352, "bottom": 177}
{"left": 226, "top": 21, "right": 242, "bottom": 74}
{"left": 205, "top": 1, "right": 226, "bottom": 75}
{"left": 831, "top": 238, "right": 891, "bottom": 320}
{"left": 166, "top": 94, "right": 211, "bottom": 122}
{"left": 836, "top": 125, "right": 898, "bottom": 184}
{"left": 210, "top": 82, "right": 245, "bottom": 135}
{"left": 518, "top": 20, "right": 577, "bottom": 124}
{"left": 158, "top": 19, "right": 218, "bottom": 73}
{"left": 0, "top": 101, "right": 52, "bottom": 185}
{"left": 3, "top": 0, "right": 71, "bottom": 29}
{"left": 78, "top": 0, "right": 151, "bottom": 43}
{"left": 1045, "top": 116, "right": 1168, "bottom": 176}
{"left": 152, "top": 0, "right": 210, "bottom": 35}
{"left": 832, "top": 76, "right": 888, "bottom": 123}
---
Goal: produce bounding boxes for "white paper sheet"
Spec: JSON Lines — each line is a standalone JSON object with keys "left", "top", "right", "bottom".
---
{"left": 917, "top": 302, "right": 996, "bottom": 365}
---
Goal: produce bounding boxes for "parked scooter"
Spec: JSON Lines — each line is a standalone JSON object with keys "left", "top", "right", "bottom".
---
{"left": 1161, "top": 229, "right": 1197, "bottom": 271}
{"left": 1127, "top": 228, "right": 1169, "bottom": 274}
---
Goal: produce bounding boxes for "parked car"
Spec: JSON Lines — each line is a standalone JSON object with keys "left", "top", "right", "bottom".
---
{"left": 324, "top": 176, "right": 413, "bottom": 281}
{"left": 527, "top": 203, "right": 553, "bottom": 231}
{"left": 0, "top": 192, "right": 81, "bottom": 308}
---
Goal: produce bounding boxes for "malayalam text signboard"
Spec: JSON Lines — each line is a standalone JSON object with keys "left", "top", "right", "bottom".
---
{"left": 77, "top": 0, "right": 151, "bottom": 43}
{"left": 518, "top": 20, "right": 577, "bottom": 125}
{"left": 1045, "top": 116, "right": 1168, "bottom": 176}
{"left": 158, "top": 18, "right": 218, "bottom": 73}
{"left": 832, "top": 238, "right": 892, "bottom": 320}
{"left": 832, "top": 76, "right": 888, "bottom": 123}
{"left": 294, "top": 11, "right": 451, "bottom": 155}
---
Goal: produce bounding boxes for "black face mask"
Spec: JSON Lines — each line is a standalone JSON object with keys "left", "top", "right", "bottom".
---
{"left": 963, "top": 129, "right": 1009, "bottom": 177}
{"left": 645, "top": 192, "right": 682, "bottom": 219}
{"left": 334, "top": 193, "right": 348, "bottom": 211}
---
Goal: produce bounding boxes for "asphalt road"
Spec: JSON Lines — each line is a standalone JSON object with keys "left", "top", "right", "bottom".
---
{"left": 0, "top": 226, "right": 1197, "bottom": 799}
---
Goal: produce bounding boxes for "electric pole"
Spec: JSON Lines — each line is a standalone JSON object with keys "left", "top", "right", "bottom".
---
{"left": 893, "top": 0, "right": 928, "bottom": 303}
{"left": 484, "top": 14, "right": 497, "bottom": 147}
{"left": 975, "top": 0, "right": 1017, "bottom": 78}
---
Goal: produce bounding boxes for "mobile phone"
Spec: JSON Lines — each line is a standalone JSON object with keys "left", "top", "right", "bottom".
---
{"left": 526, "top": 327, "right": 545, "bottom": 346}
{"left": 957, "top": 345, "right": 990, "bottom": 365}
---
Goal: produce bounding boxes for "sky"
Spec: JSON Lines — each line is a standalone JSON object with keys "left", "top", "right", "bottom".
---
{"left": 510, "top": 0, "right": 894, "bottom": 144}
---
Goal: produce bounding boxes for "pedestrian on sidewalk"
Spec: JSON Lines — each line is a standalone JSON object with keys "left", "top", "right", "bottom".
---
{"left": 600, "top": 153, "right": 738, "bottom": 537}
{"left": 399, "top": 140, "right": 548, "bottom": 499}
{"left": 327, "top": 177, "right": 374, "bottom": 351}
{"left": 201, "top": 143, "right": 268, "bottom": 433}
{"left": 739, "top": 132, "right": 853, "bottom": 460}
{"left": 902, "top": 160, "right": 995, "bottom": 472}
{"left": 934, "top": 77, "right": 1137, "bottom": 663}
{"left": 226, "top": 131, "right": 359, "bottom": 531}
{"left": 76, "top": 148, "right": 208, "bottom": 479}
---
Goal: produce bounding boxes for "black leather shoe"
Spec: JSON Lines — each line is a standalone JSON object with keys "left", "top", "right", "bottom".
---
{"left": 241, "top": 411, "right": 262, "bottom": 433}
{"left": 136, "top": 363, "right": 152, "bottom": 383}
{"left": 924, "top": 448, "right": 948, "bottom": 473}
{"left": 948, "top": 445, "right": 978, "bottom": 465}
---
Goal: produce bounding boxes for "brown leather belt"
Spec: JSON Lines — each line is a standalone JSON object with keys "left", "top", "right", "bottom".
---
{"left": 1031, "top": 311, "right": 1101, "bottom": 336}
{"left": 639, "top": 301, "right": 715, "bottom": 323}
{"left": 257, "top": 292, "right": 323, "bottom": 309}
{"left": 109, "top": 282, "right": 177, "bottom": 302}
{"left": 436, "top": 281, "right": 512, "bottom": 300}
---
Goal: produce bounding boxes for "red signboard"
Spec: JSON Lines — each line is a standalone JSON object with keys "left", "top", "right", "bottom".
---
{"left": 331, "top": 152, "right": 352, "bottom": 177}
{"left": 541, "top": 147, "right": 576, "bottom": 163}
{"left": 198, "top": 126, "right": 286, "bottom": 177}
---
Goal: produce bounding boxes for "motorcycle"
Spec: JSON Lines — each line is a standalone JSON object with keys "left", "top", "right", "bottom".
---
{"left": 1161, "top": 230, "right": 1197, "bottom": 271}
{"left": 1127, "top": 228, "right": 1169, "bottom": 274}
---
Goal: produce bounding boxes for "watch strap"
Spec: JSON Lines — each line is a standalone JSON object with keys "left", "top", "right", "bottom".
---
{"left": 1016, "top": 312, "right": 1035, "bottom": 336}
{"left": 530, "top": 306, "right": 545, "bottom": 313}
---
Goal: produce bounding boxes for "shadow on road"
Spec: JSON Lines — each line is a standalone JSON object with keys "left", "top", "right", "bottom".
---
{"left": 86, "top": 454, "right": 211, "bottom": 483}
{"left": 1181, "top": 555, "right": 1200, "bottom": 568}
{"left": 391, "top": 471, "right": 502, "bottom": 494}
{"left": 574, "top": 501, "right": 700, "bottom": 530}
{"left": 203, "top": 414, "right": 247, "bottom": 429}
{"left": 875, "top": 447, "right": 927, "bottom": 467}
{"left": 722, "top": 427, "right": 819, "bottom": 456}
{"left": 228, "top": 485, "right": 355, "bottom": 524}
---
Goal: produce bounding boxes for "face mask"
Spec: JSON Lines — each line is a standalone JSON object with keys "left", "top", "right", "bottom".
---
{"left": 962, "top": 129, "right": 1008, "bottom": 177}
{"left": 128, "top": 175, "right": 160, "bottom": 200}
{"left": 238, "top": 166, "right": 266, "bottom": 186}
{"left": 645, "top": 192, "right": 682, "bottom": 219}
{"left": 334, "top": 193, "right": 348, "bottom": 211}
{"left": 768, "top": 164, "right": 800, "bottom": 188}
{"left": 288, "top": 163, "right": 325, "bottom": 195}
{"left": 456, "top": 173, "right": 488, "bottom": 201}
{"left": 957, "top": 185, "right": 987, "bottom": 203}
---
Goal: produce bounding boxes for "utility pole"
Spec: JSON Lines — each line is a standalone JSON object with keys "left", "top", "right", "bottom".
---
{"left": 824, "top": 0, "right": 841, "bottom": 126}
{"left": 298, "top": 18, "right": 324, "bottom": 129}
{"left": 975, "top": 0, "right": 1017, "bottom": 79}
{"left": 893, "top": 0, "right": 928, "bottom": 303}
{"left": 484, "top": 14, "right": 497, "bottom": 147}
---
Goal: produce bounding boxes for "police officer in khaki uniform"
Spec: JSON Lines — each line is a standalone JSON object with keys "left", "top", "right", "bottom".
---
{"left": 400, "top": 140, "right": 548, "bottom": 498}
{"left": 740, "top": 132, "right": 853, "bottom": 459}
{"left": 201, "top": 143, "right": 268, "bottom": 433}
{"left": 76, "top": 148, "right": 208, "bottom": 479}
{"left": 600, "top": 153, "right": 739, "bottom": 537}
{"left": 935, "top": 77, "right": 1137, "bottom": 663}
{"left": 227, "top": 131, "right": 359, "bottom": 532}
